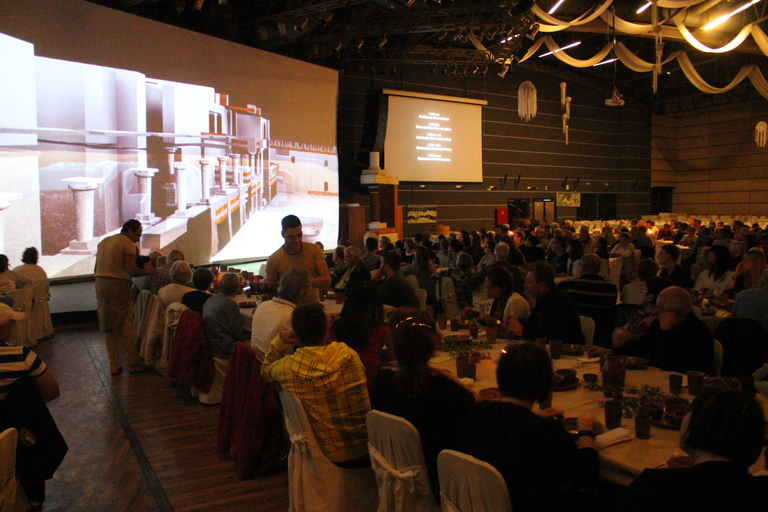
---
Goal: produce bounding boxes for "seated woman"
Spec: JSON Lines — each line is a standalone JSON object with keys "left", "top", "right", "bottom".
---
{"left": 610, "top": 232, "right": 638, "bottom": 283}
{"left": 694, "top": 245, "right": 734, "bottom": 299}
{"left": 613, "top": 277, "right": 674, "bottom": 349}
{"left": 157, "top": 260, "right": 195, "bottom": 307}
{"left": 462, "top": 265, "right": 529, "bottom": 326}
{"left": 727, "top": 247, "right": 767, "bottom": 297}
{"left": 627, "top": 389, "right": 768, "bottom": 512}
{"left": 460, "top": 342, "right": 599, "bottom": 512}
{"left": 0, "top": 253, "right": 32, "bottom": 296}
{"left": 402, "top": 245, "right": 437, "bottom": 306}
{"left": 326, "top": 281, "right": 388, "bottom": 388}
{"left": 203, "top": 272, "right": 249, "bottom": 357}
{"left": 370, "top": 308, "right": 476, "bottom": 501}
{"left": 181, "top": 267, "right": 215, "bottom": 315}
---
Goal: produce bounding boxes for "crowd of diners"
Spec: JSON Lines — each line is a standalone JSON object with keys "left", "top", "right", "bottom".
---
{"left": 5, "top": 214, "right": 768, "bottom": 511}
{"left": 249, "top": 215, "right": 768, "bottom": 511}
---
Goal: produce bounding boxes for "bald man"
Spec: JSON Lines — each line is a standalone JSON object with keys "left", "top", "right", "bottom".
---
{"left": 589, "top": 286, "right": 714, "bottom": 374}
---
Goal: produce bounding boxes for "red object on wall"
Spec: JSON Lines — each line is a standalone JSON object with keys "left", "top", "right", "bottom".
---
{"left": 495, "top": 208, "right": 508, "bottom": 226}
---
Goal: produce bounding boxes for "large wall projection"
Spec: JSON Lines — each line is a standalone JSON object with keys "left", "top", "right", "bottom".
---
{"left": 384, "top": 91, "right": 485, "bottom": 183}
{"left": 0, "top": 0, "right": 339, "bottom": 278}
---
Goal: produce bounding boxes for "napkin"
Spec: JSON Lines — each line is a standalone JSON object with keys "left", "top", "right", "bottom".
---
{"left": 595, "top": 428, "right": 633, "bottom": 450}
{"left": 576, "top": 356, "right": 601, "bottom": 364}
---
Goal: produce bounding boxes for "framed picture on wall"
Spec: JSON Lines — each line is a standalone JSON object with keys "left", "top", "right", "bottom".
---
{"left": 406, "top": 205, "right": 437, "bottom": 223}
{"left": 557, "top": 192, "right": 581, "bottom": 207}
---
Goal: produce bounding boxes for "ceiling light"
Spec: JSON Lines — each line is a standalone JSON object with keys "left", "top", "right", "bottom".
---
{"left": 703, "top": 0, "right": 761, "bottom": 30}
{"left": 193, "top": 0, "right": 205, "bottom": 10}
{"left": 548, "top": 0, "right": 566, "bottom": 15}
{"left": 636, "top": 2, "right": 652, "bottom": 14}
{"left": 593, "top": 58, "right": 616, "bottom": 66}
{"left": 539, "top": 41, "right": 581, "bottom": 58}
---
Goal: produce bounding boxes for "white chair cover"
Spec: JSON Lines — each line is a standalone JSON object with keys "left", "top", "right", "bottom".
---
{"left": 29, "top": 279, "right": 54, "bottom": 341}
{"left": 279, "top": 390, "right": 378, "bottom": 512}
{"left": 0, "top": 428, "right": 29, "bottom": 512}
{"left": 156, "top": 303, "right": 188, "bottom": 376}
{"left": 8, "top": 285, "right": 35, "bottom": 347}
{"left": 437, "top": 450, "right": 511, "bottom": 512}
{"left": 579, "top": 316, "right": 595, "bottom": 346}
{"left": 405, "top": 275, "right": 420, "bottom": 293}
{"left": 415, "top": 289, "right": 427, "bottom": 310}
{"left": 713, "top": 339, "right": 723, "bottom": 377}
{"left": 437, "top": 278, "right": 460, "bottom": 320}
{"left": 366, "top": 411, "right": 439, "bottom": 512}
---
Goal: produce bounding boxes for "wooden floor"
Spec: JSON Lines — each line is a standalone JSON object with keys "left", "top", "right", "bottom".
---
{"left": 34, "top": 324, "right": 290, "bottom": 512}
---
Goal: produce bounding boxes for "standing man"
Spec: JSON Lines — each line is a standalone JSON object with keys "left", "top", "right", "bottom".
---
{"left": 95, "top": 220, "right": 156, "bottom": 375}
{"left": 265, "top": 215, "right": 331, "bottom": 302}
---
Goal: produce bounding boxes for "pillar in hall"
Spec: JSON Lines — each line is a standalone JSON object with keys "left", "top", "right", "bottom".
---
{"left": 132, "top": 167, "right": 160, "bottom": 227}
{"left": 59, "top": 178, "right": 103, "bottom": 254}
{"left": 198, "top": 158, "right": 213, "bottom": 205}
{"left": 369, "top": 186, "right": 381, "bottom": 225}
{"left": 172, "top": 163, "right": 189, "bottom": 217}
{"left": 217, "top": 156, "right": 228, "bottom": 194}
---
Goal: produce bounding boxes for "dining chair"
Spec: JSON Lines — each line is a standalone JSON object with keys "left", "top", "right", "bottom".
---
{"left": 278, "top": 390, "right": 378, "bottom": 512}
{"left": 405, "top": 274, "right": 420, "bottom": 293}
{"left": 415, "top": 288, "right": 428, "bottom": 310}
{"left": 0, "top": 427, "right": 29, "bottom": 512}
{"left": 579, "top": 315, "right": 595, "bottom": 346}
{"left": 437, "top": 449, "right": 511, "bottom": 512}
{"left": 436, "top": 278, "right": 460, "bottom": 320}
{"left": 366, "top": 410, "right": 440, "bottom": 512}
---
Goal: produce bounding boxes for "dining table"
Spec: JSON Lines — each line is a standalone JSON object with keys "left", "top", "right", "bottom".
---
{"left": 430, "top": 325, "right": 768, "bottom": 485}
{"left": 235, "top": 293, "right": 345, "bottom": 330}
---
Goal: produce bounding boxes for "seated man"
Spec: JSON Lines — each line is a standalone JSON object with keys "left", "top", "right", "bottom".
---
{"left": 332, "top": 246, "right": 370, "bottom": 292}
{"left": 250, "top": 268, "right": 311, "bottom": 360}
{"left": 589, "top": 286, "right": 714, "bottom": 374}
{"left": 373, "top": 251, "right": 419, "bottom": 309}
{"left": 261, "top": 304, "right": 370, "bottom": 467}
{"left": 658, "top": 244, "right": 694, "bottom": 289}
{"left": 507, "top": 261, "right": 584, "bottom": 345}
{"left": 558, "top": 254, "right": 618, "bottom": 347}
{"left": 0, "top": 304, "right": 63, "bottom": 507}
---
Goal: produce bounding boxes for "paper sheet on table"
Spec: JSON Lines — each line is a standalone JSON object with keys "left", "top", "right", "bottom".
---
{"left": 431, "top": 355, "right": 454, "bottom": 364}
{"left": 595, "top": 428, "right": 633, "bottom": 450}
{"left": 576, "top": 356, "right": 601, "bottom": 364}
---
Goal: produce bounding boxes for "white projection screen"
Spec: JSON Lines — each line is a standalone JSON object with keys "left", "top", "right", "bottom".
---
{"left": 383, "top": 91, "right": 485, "bottom": 183}
{"left": 0, "top": 0, "right": 339, "bottom": 278}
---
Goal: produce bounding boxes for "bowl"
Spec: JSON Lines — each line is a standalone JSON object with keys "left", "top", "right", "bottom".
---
{"left": 561, "top": 344, "right": 585, "bottom": 356}
{"left": 583, "top": 373, "right": 598, "bottom": 383}
{"left": 637, "top": 399, "right": 664, "bottom": 419}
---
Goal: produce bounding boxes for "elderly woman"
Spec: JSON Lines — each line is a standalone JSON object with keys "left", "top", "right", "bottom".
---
{"left": 370, "top": 308, "right": 476, "bottom": 501}
{"left": 610, "top": 232, "right": 638, "bottom": 282}
{"left": 460, "top": 342, "right": 599, "bottom": 512}
{"left": 202, "top": 272, "right": 249, "bottom": 357}
{"left": 627, "top": 389, "right": 767, "bottom": 511}
{"left": 157, "top": 260, "right": 194, "bottom": 306}
{"left": 0, "top": 254, "right": 32, "bottom": 296}
{"left": 12, "top": 247, "right": 47, "bottom": 283}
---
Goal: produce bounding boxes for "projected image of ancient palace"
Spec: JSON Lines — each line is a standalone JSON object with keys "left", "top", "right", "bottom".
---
{"left": 0, "top": 32, "right": 339, "bottom": 278}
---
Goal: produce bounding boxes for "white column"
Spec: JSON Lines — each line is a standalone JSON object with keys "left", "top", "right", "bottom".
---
{"left": 132, "top": 167, "right": 159, "bottom": 226}
{"left": 172, "top": 162, "right": 188, "bottom": 217}
{"left": 217, "top": 156, "right": 228, "bottom": 194}
{"left": 71, "top": 182, "right": 98, "bottom": 243}
{"left": 198, "top": 158, "right": 212, "bottom": 205}
{"left": 230, "top": 153, "right": 241, "bottom": 186}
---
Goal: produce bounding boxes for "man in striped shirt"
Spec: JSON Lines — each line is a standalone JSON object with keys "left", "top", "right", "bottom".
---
{"left": 261, "top": 303, "right": 370, "bottom": 467}
{"left": 0, "top": 304, "right": 59, "bottom": 402}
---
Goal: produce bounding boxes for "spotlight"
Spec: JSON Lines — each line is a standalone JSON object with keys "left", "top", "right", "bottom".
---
{"left": 378, "top": 36, "right": 388, "bottom": 49}
{"left": 479, "top": 67, "right": 488, "bottom": 77}
{"left": 355, "top": 39, "right": 364, "bottom": 51}
{"left": 294, "top": 17, "right": 309, "bottom": 32}
{"left": 450, "top": 66, "right": 458, "bottom": 76}
{"left": 277, "top": 21, "right": 287, "bottom": 37}
{"left": 460, "top": 67, "right": 468, "bottom": 77}
{"left": 320, "top": 12, "right": 334, "bottom": 25}
{"left": 258, "top": 26, "right": 270, "bottom": 40}
{"left": 193, "top": 0, "right": 205, "bottom": 10}
{"left": 498, "top": 64, "right": 509, "bottom": 78}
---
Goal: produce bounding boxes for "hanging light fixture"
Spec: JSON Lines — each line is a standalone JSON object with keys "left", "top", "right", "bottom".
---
{"left": 548, "top": 0, "right": 566, "bottom": 15}
{"left": 539, "top": 41, "right": 581, "bottom": 58}
{"left": 637, "top": 2, "right": 652, "bottom": 14}
{"left": 704, "top": 0, "right": 762, "bottom": 30}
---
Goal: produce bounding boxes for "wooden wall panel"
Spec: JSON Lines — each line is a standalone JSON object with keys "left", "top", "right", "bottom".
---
{"left": 338, "top": 64, "right": 652, "bottom": 234}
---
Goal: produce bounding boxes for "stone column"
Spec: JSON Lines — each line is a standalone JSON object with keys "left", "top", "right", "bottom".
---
{"left": 132, "top": 167, "right": 159, "bottom": 226}
{"left": 172, "top": 162, "right": 188, "bottom": 217}
{"left": 217, "top": 156, "right": 228, "bottom": 194}
{"left": 198, "top": 158, "right": 213, "bottom": 205}
{"left": 165, "top": 148, "right": 177, "bottom": 183}
{"left": 230, "top": 154, "right": 241, "bottom": 186}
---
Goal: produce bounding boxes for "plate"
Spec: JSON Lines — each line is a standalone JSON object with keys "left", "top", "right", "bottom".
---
{"left": 561, "top": 344, "right": 585, "bottom": 356}
{"left": 479, "top": 388, "right": 503, "bottom": 401}
{"left": 238, "top": 301, "right": 256, "bottom": 308}
{"left": 562, "top": 418, "right": 606, "bottom": 438}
